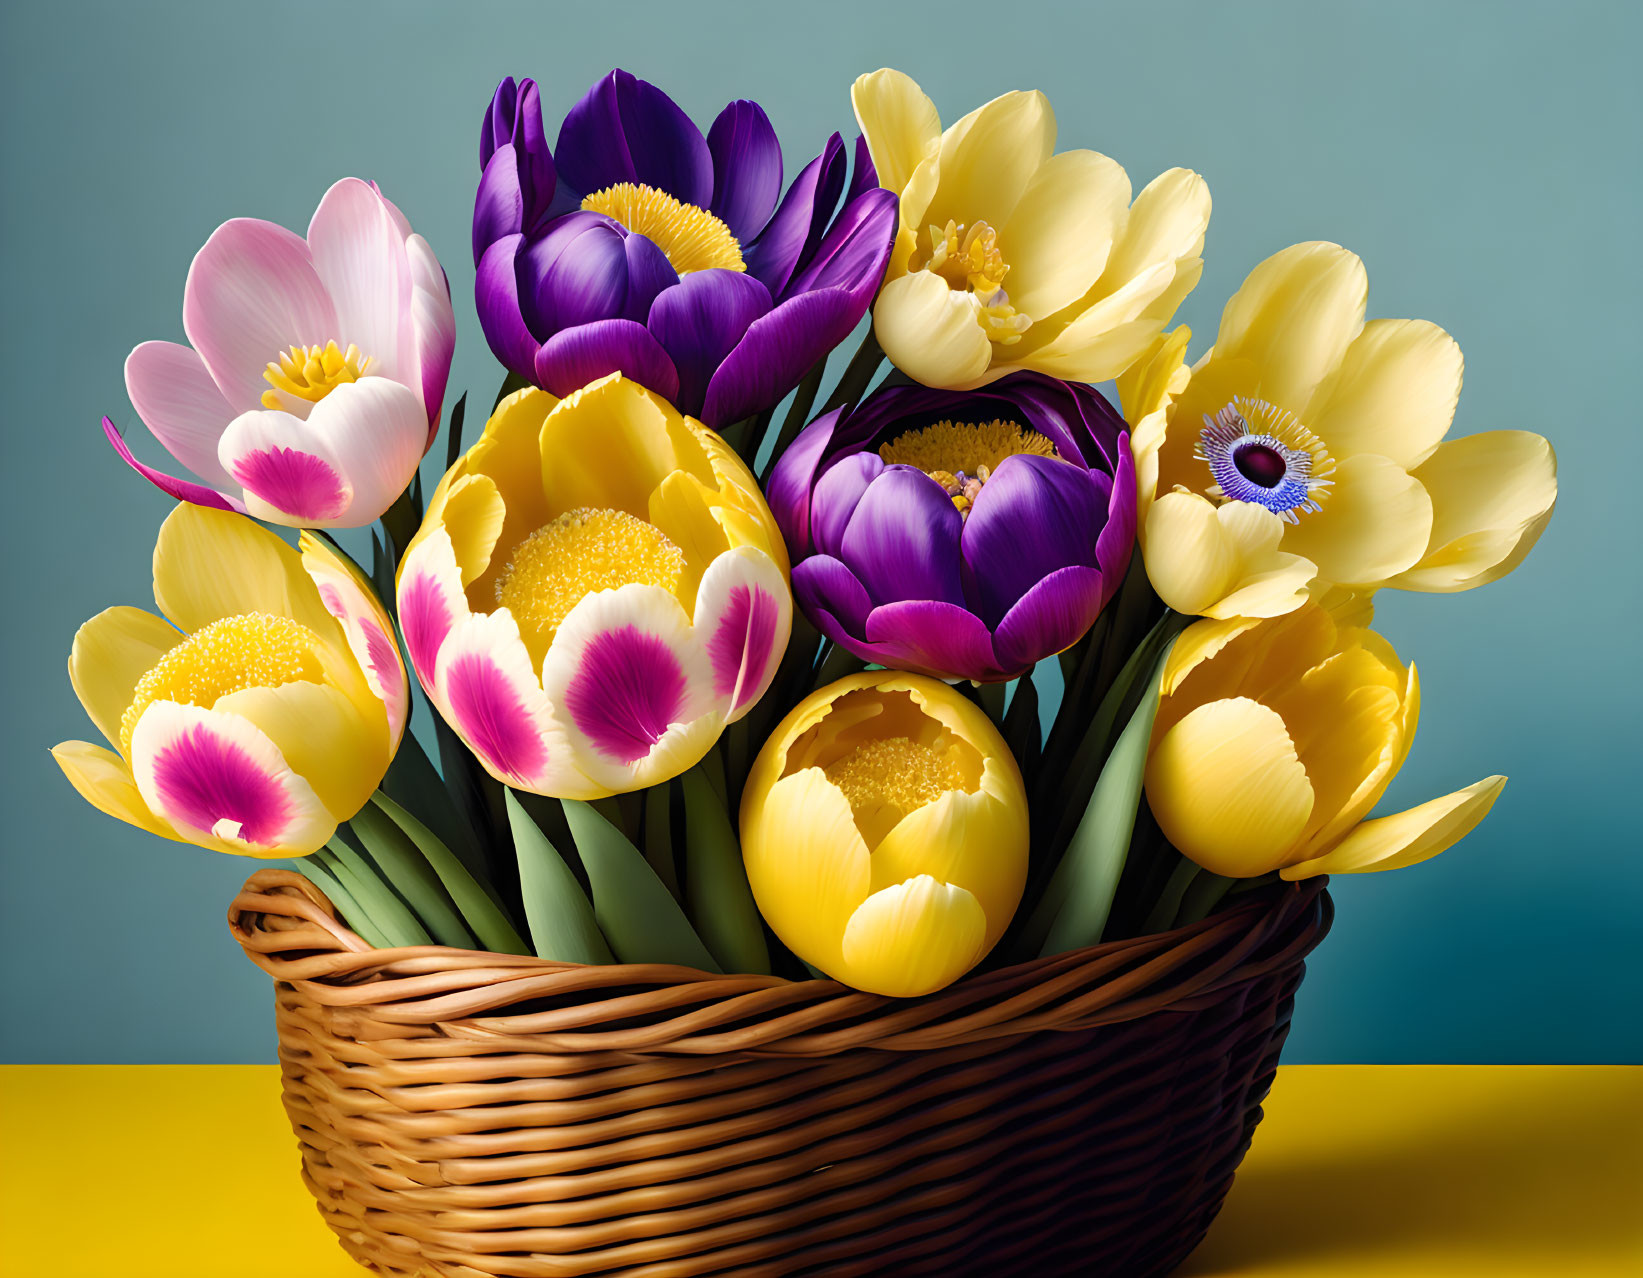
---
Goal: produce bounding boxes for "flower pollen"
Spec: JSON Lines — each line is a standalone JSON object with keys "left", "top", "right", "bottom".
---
{"left": 261, "top": 341, "right": 372, "bottom": 412}
{"left": 582, "top": 182, "right": 745, "bottom": 274}
{"left": 1197, "top": 397, "right": 1336, "bottom": 523}
{"left": 880, "top": 418, "right": 1058, "bottom": 515}
{"left": 496, "top": 507, "right": 685, "bottom": 659}
{"left": 917, "top": 220, "right": 1031, "bottom": 344}
{"left": 121, "top": 613, "right": 326, "bottom": 753}
{"left": 823, "top": 736, "right": 966, "bottom": 825}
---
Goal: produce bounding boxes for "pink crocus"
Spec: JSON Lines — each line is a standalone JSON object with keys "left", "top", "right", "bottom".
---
{"left": 106, "top": 178, "right": 456, "bottom": 528}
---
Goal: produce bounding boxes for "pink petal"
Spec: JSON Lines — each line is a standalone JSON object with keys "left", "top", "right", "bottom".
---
{"left": 397, "top": 529, "right": 469, "bottom": 696}
{"left": 306, "top": 178, "right": 413, "bottom": 388}
{"left": 302, "top": 533, "right": 409, "bottom": 748}
{"left": 183, "top": 218, "right": 337, "bottom": 412}
{"left": 408, "top": 233, "right": 456, "bottom": 433}
{"left": 123, "top": 341, "right": 237, "bottom": 487}
{"left": 102, "top": 416, "right": 241, "bottom": 511}
{"left": 219, "top": 409, "right": 352, "bottom": 525}
{"left": 694, "top": 546, "right": 791, "bottom": 721}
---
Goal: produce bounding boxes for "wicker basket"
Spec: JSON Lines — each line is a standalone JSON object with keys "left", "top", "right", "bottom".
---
{"left": 230, "top": 869, "right": 1331, "bottom": 1278}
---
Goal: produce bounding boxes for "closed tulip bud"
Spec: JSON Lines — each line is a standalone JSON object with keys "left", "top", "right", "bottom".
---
{"left": 741, "top": 672, "right": 1028, "bottom": 997}
{"left": 1145, "top": 602, "right": 1505, "bottom": 880}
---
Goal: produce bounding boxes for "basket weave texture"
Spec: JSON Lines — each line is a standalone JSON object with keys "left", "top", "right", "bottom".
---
{"left": 230, "top": 869, "right": 1331, "bottom": 1278}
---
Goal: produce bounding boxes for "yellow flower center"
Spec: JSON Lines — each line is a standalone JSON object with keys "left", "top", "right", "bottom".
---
{"left": 495, "top": 507, "right": 686, "bottom": 663}
{"left": 261, "top": 341, "right": 372, "bottom": 412}
{"left": 581, "top": 182, "right": 746, "bottom": 275}
{"left": 880, "top": 418, "right": 1058, "bottom": 514}
{"left": 915, "top": 219, "right": 1031, "bottom": 345}
{"left": 120, "top": 613, "right": 326, "bottom": 753}
{"left": 824, "top": 735, "right": 966, "bottom": 826}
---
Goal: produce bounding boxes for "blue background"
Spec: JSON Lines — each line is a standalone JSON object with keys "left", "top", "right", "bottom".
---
{"left": 2, "top": 0, "right": 1637, "bottom": 1065}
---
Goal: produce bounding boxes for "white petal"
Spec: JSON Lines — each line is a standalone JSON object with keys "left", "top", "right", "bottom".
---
{"left": 123, "top": 341, "right": 238, "bottom": 487}
{"left": 305, "top": 178, "right": 413, "bottom": 388}
{"left": 692, "top": 546, "right": 791, "bottom": 722}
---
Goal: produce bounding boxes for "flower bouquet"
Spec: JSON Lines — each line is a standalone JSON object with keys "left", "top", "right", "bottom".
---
{"left": 56, "top": 67, "right": 1556, "bottom": 1277}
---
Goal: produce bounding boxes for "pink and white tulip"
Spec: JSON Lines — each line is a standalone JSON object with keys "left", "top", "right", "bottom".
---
{"left": 398, "top": 374, "right": 792, "bottom": 799}
{"left": 106, "top": 178, "right": 456, "bottom": 528}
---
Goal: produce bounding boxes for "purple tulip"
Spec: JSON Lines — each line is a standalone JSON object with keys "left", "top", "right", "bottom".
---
{"left": 768, "top": 375, "right": 1138, "bottom": 682}
{"left": 473, "top": 71, "right": 897, "bottom": 429}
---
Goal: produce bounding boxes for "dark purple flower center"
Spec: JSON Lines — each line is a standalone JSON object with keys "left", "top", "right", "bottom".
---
{"left": 1232, "top": 442, "right": 1288, "bottom": 488}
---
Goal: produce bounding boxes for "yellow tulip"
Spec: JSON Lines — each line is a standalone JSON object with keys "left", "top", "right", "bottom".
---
{"left": 741, "top": 671, "right": 1028, "bottom": 996}
{"left": 396, "top": 374, "right": 791, "bottom": 798}
{"left": 852, "top": 69, "right": 1210, "bottom": 391}
{"left": 53, "top": 505, "right": 407, "bottom": 857}
{"left": 1144, "top": 602, "right": 1504, "bottom": 879}
{"left": 1117, "top": 242, "right": 1557, "bottom": 619}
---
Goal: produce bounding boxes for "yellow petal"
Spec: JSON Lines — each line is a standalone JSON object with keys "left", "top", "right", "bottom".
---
{"left": 874, "top": 271, "right": 993, "bottom": 389}
{"left": 924, "top": 89, "right": 1055, "bottom": 233}
{"left": 1282, "top": 453, "right": 1433, "bottom": 587}
{"left": 1094, "top": 168, "right": 1211, "bottom": 304}
{"left": 1118, "top": 325, "right": 1192, "bottom": 431}
{"left": 1281, "top": 776, "right": 1506, "bottom": 878}
{"left": 867, "top": 775, "right": 1027, "bottom": 949}
{"left": 1164, "top": 604, "right": 1343, "bottom": 722}
{"left": 648, "top": 471, "right": 730, "bottom": 612}
{"left": 851, "top": 68, "right": 942, "bottom": 201}
{"left": 1143, "top": 491, "right": 1314, "bottom": 619}
{"left": 1000, "top": 149, "right": 1131, "bottom": 319}
{"left": 211, "top": 681, "right": 387, "bottom": 821}
{"left": 51, "top": 740, "right": 181, "bottom": 842}
{"left": 1306, "top": 319, "right": 1463, "bottom": 468}
{"left": 1215, "top": 242, "right": 1367, "bottom": 411}
{"left": 1146, "top": 697, "right": 1316, "bottom": 877}
{"left": 839, "top": 876, "right": 988, "bottom": 997}
{"left": 68, "top": 606, "right": 183, "bottom": 753}
{"left": 1161, "top": 615, "right": 1264, "bottom": 697}
{"left": 455, "top": 386, "right": 559, "bottom": 555}
{"left": 1011, "top": 259, "right": 1175, "bottom": 371}
{"left": 1388, "top": 431, "right": 1557, "bottom": 593}
{"left": 150, "top": 504, "right": 339, "bottom": 642}
{"left": 742, "top": 766, "right": 871, "bottom": 975}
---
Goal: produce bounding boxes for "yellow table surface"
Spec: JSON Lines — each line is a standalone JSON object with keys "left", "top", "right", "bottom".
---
{"left": 1, "top": 1065, "right": 1638, "bottom": 1277}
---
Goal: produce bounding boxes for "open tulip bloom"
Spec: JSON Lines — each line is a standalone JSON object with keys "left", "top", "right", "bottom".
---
{"left": 55, "top": 64, "right": 1553, "bottom": 999}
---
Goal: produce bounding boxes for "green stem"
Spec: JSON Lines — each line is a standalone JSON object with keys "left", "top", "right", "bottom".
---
{"left": 812, "top": 640, "right": 866, "bottom": 692}
{"left": 347, "top": 803, "right": 478, "bottom": 950}
{"left": 314, "top": 844, "right": 430, "bottom": 947}
{"left": 976, "top": 679, "right": 1007, "bottom": 726}
{"left": 1142, "top": 858, "right": 1201, "bottom": 935}
{"left": 759, "top": 356, "right": 827, "bottom": 483}
{"left": 378, "top": 487, "right": 422, "bottom": 570}
{"left": 819, "top": 327, "right": 884, "bottom": 414}
{"left": 1174, "top": 871, "right": 1237, "bottom": 927}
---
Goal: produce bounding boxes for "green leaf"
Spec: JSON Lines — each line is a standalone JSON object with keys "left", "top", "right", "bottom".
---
{"left": 504, "top": 791, "right": 612, "bottom": 965}
{"left": 681, "top": 768, "right": 770, "bottom": 975}
{"left": 1025, "top": 631, "right": 1179, "bottom": 958}
{"left": 643, "top": 781, "right": 680, "bottom": 898}
{"left": 371, "top": 792, "right": 529, "bottom": 955}
{"left": 444, "top": 391, "right": 468, "bottom": 470}
{"left": 1003, "top": 673, "right": 1041, "bottom": 776}
{"left": 563, "top": 798, "right": 721, "bottom": 971}
{"left": 492, "top": 369, "right": 530, "bottom": 410}
{"left": 379, "top": 731, "right": 490, "bottom": 883}
{"left": 348, "top": 804, "right": 477, "bottom": 949}
{"left": 1143, "top": 856, "right": 1202, "bottom": 934}
{"left": 292, "top": 855, "right": 392, "bottom": 950}
{"left": 317, "top": 840, "right": 432, "bottom": 947}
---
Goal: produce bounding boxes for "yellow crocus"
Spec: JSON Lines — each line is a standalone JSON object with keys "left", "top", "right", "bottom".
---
{"left": 1145, "top": 602, "right": 1504, "bottom": 879}
{"left": 741, "top": 671, "right": 1028, "bottom": 996}
{"left": 1117, "top": 242, "right": 1557, "bottom": 619}
{"left": 853, "top": 69, "right": 1210, "bottom": 391}
{"left": 53, "top": 505, "right": 407, "bottom": 857}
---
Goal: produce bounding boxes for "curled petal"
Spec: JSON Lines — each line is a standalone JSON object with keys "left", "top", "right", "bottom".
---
{"left": 129, "top": 700, "right": 334, "bottom": 857}
{"left": 103, "top": 416, "right": 241, "bottom": 512}
{"left": 68, "top": 606, "right": 185, "bottom": 752}
{"left": 701, "top": 287, "right": 861, "bottom": 428}
{"left": 992, "top": 564, "right": 1109, "bottom": 676}
{"left": 53, "top": 740, "right": 181, "bottom": 842}
{"left": 1282, "top": 776, "right": 1506, "bottom": 879}
{"left": 764, "top": 411, "right": 841, "bottom": 555}
{"left": 694, "top": 546, "right": 791, "bottom": 721}
{"left": 396, "top": 527, "right": 470, "bottom": 697}
{"left": 811, "top": 452, "right": 883, "bottom": 559}
{"left": 474, "top": 233, "right": 543, "bottom": 383}
{"left": 840, "top": 876, "right": 988, "bottom": 998}
{"left": 792, "top": 554, "right": 874, "bottom": 641}
{"left": 873, "top": 271, "right": 992, "bottom": 390}
{"left": 301, "top": 531, "right": 408, "bottom": 749}
{"left": 407, "top": 234, "right": 456, "bottom": 429}
{"left": 533, "top": 319, "right": 680, "bottom": 403}
{"left": 745, "top": 133, "right": 846, "bottom": 298}
{"left": 861, "top": 599, "right": 1005, "bottom": 682}
{"left": 647, "top": 270, "right": 772, "bottom": 419}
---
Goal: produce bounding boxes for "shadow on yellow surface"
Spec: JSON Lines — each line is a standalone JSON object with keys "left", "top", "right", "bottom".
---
{"left": 1, "top": 1064, "right": 1639, "bottom": 1277}
{"left": 1181, "top": 1065, "right": 1643, "bottom": 1277}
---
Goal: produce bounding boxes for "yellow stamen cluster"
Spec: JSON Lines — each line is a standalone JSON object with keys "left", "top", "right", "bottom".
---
{"left": 120, "top": 613, "right": 326, "bottom": 753}
{"left": 581, "top": 182, "right": 746, "bottom": 274}
{"left": 496, "top": 507, "right": 686, "bottom": 656}
{"left": 880, "top": 418, "right": 1058, "bottom": 514}
{"left": 823, "top": 736, "right": 966, "bottom": 823}
{"left": 919, "top": 220, "right": 1032, "bottom": 344}
{"left": 261, "top": 341, "right": 372, "bottom": 411}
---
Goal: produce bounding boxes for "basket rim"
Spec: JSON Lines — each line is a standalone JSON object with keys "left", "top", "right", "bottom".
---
{"left": 229, "top": 870, "right": 1331, "bottom": 1057}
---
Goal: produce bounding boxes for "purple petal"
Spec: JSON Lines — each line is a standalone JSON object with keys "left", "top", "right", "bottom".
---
{"left": 786, "top": 187, "right": 897, "bottom": 297}
{"left": 474, "top": 234, "right": 543, "bottom": 384}
{"left": 1095, "top": 435, "right": 1138, "bottom": 584}
{"left": 810, "top": 451, "right": 883, "bottom": 559}
{"left": 474, "top": 78, "right": 555, "bottom": 263}
{"left": 519, "top": 217, "right": 630, "bottom": 333}
{"left": 646, "top": 270, "right": 772, "bottom": 419}
{"left": 621, "top": 232, "right": 680, "bottom": 322}
{"left": 102, "top": 416, "right": 240, "bottom": 511}
{"left": 791, "top": 554, "right": 873, "bottom": 639}
{"left": 701, "top": 288, "right": 860, "bottom": 428}
{"left": 839, "top": 466, "right": 966, "bottom": 607}
{"left": 861, "top": 600, "right": 1005, "bottom": 682}
{"left": 533, "top": 319, "right": 680, "bottom": 402}
{"left": 764, "top": 410, "right": 841, "bottom": 555}
{"left": 992, "top": 565, "right": 1109, "bottom": 676}
{"left": 562, "top": 624, "right": 691, "bottom": 765}
{"left": 744, "top": 133, "right": 845, "bottom": 299}
{"left": 845, "top": 133, "right": 878, "bottom": 207}
{"left": 961, "top": 454, "right": 1108, "bottom": 626}
{"left": 555, "top": 70, "right": 712, "bottom": 208}
{"left": 707, "top": 99, "right": 783, "bottom": 244}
